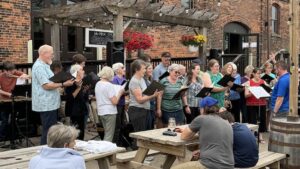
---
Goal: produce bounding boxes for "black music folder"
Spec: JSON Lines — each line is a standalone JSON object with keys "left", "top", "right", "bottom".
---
{"left": 143, "top": 81, "right": 165, "bottom": 96}
{"left": 261, "top": 74, "right": 274, "bottom": 84}
{"left": 159, "top": 71, "right": 169, "bottom": 81}
{"left": 230, "top": 84, "right": 244, "bottom": 92}
{"left": 260, "top": 83, "right": 272, "bottom": 93}
{"left": 49, "top": 71, "right": 75, "bottom": 83}
{"left": 196, "top": 87, "right": 213, "bottom": 98}
{"left": 172, "top": 86, "right": 189, "bottom": 99}
{"left": 82, "top": 72, "right": 100, "bottom": 88}
{"left": 217, "top": 75, "right": 235, "bottom": 87}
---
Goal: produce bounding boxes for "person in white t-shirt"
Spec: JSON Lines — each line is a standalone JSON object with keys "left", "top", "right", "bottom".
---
{"left": 95, "top": 66, "right": 124, "bottom": 142}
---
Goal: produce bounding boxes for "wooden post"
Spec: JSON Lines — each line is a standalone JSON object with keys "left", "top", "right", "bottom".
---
{"left": 288, "top": 0, "right": 299, "bottom": 121}
{"left": 51, "top": 23, "right": 60, "bottom": 60}
{"left": 199, "top": 27, "right": 208, "bottom": 69}
{"left": 113, "top": 14, "right": 123, "bottom": 41}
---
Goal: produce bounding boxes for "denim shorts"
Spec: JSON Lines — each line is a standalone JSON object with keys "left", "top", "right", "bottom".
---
{"left": 161, "top": 109, "right": 185, "bottom": 125}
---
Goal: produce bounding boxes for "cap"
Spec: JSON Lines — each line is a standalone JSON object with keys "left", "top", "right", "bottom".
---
{"left": 192, "top": 58, "right": 203, "bottom": 65}
{"left": 199, "top": 96, "right": 218, "bottom": 108}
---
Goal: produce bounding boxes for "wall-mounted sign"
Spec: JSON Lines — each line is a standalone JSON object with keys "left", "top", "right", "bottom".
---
{"left": 85, "top": 28, "right": 113, "bottom": 48}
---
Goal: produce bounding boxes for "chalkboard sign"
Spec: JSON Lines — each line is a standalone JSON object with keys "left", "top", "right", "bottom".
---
{"left": 85, "top": 28, "right": 113, "bottom": 48}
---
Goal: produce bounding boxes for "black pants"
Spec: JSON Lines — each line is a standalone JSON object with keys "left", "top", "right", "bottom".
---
{"left": 247, "top": 105, "right": 267, "bottom": 132}
{"left": 113, "top": 105, "right": 125, "bottom": 146}
{"left": 71, "top": 115, "right": 85, "bottom": 140}
{"left": 39, "top": 109, "right": 58, "bottom": 145}
{"left": 229, "top": 99, "right": 241, "bottom": 122}
{"left": 184, "top": 107, "right": 200, "bottom": 124}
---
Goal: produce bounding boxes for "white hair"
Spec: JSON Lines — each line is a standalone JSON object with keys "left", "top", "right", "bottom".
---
{"left": 112, "top": 63, "right": 124, "bottom": 74}
{"left": 70, "top": 64, "right": 82, "bottom": 75}
{"left": 228, "top": 62, "right": 237, "bottom": 70}
{"left": 168, "top": 64, "right": 180, "bottom": 72}
{"left": 38, "top": 44, "right": 52, "bottom": 55}
{"left": 47, "top": 123, "right": 79, "bottom": 148}
{"left": 98, "top": 66, "right": 114, "bottom": 81}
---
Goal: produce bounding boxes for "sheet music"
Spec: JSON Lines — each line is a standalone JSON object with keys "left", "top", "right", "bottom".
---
{"left": 248, "top": 86, "right": 270, "bottom": 99}
{"left": 16, "top": 78, "right": 26, "bottom": 85}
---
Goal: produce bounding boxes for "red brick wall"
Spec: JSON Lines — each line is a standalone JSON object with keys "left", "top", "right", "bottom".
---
{"left": 0, "top": 0, "right": 31, "bottom": 63}
{"left": 142, "top": 0, "right": 289, "bottom": 63}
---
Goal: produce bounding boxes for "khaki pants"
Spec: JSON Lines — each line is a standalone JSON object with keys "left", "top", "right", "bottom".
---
{"left": 171, "top": 161, "right": 207, "bottom": 169}
{"left": 99, "top": 114, "right": 116, "bottom": 142}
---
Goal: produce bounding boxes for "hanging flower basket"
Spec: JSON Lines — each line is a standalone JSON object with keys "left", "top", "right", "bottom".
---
{"left": 188, "top": 45, "right": 199, "bottom": 52}
{"left": 180, "top": 34, "right": 207, "bottom": 47}
{"left": 123, "top": 30, "right": 153, "bottom": 52}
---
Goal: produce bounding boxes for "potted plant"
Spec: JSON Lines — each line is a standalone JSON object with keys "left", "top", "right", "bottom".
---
{"left": 180, "top": 34, "right": 207, "bottom": 52}
{"left": 123, "top": 30, "right": 153, "bottom": 56}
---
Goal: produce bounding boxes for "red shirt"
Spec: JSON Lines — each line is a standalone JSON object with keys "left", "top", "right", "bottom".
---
{"left": 0, "top": 71, "right": 23, "bottom": 98}
{"left": 246, "top": 79, "right": 267, "bottom": 106}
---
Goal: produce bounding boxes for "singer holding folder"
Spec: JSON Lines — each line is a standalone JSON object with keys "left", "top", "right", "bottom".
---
{"left": 202, "top": 59, "right": 231, "bottom": 107}
{"left": 32, "top": 45, "right": 74, "bottom": 145}
{"left": 244, "top": 68, "right": 268, "bottom": 143}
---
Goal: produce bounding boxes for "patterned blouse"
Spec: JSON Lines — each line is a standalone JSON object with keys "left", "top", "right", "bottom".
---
{"left": 183, "top": 78, "right": 203, "bottom": 108}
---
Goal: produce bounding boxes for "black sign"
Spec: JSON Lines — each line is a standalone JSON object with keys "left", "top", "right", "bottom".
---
{"left": 85, "top": 28, "right": 113, "bottom": 47}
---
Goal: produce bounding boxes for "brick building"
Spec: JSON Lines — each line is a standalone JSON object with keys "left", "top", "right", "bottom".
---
{"left": 0, "top": 0, "right": 31, "bottom": 63}
{"left": 0, "top": 0, "right": 290, "bottom": 65}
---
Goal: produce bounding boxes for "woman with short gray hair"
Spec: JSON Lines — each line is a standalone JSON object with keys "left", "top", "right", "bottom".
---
{"left": 29, "top": 124, "right": 86, "bottom": 169}
{"left": 95, "top": 66, "right": 124, "bottom": 142}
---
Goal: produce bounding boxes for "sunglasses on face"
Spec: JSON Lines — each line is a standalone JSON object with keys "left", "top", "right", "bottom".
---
{"left": 174, "top": 71, "right": 181, "bottom": 75}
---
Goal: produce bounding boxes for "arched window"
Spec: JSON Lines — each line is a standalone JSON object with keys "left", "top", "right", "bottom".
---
{"left": 181, "top": 0, "right": 195, "bottom": 9}
{"left": 271, "top": 4, "right": 280, "bottom": 34}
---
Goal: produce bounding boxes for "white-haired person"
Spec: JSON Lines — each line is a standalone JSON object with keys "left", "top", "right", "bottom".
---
{"left": 65, "top": 64, "right": 88, "bottom": 140}
{"left": 29, "top": 123, "right": 86, "bottom": 169}
{"left": 95, "top": 66, "right": 124, "bottom": 142}
{"left": 157, "top": 64, "right": 189, "bottom": 126}
{"left": 32, "top": 45, "right": 74, "bottom": 145}
{"left": 227, "top": 62, "right": 242, "bottom": 123}
{"left": 111, "top": 62, "right": 126, "bottom": 146}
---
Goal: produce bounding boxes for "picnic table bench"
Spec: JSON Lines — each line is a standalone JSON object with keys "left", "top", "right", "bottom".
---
{"left": 0, "top": 145, "right": 125, "bottom": 169}
{"left": 248, "top": 151, "right": 286, "bottom": 169}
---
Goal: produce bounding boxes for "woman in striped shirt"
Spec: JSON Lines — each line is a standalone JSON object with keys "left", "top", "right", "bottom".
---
{"left": 157, "top": 64, "right": 189, "bottom": 126}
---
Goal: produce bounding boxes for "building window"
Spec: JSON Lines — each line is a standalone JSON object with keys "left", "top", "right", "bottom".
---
{"left": 33, "top": 18, "right": 44, "bottom": 50}
{"left": 181, "top": 0, "right": 195, "bottom": 9}
{"left": 150, "top": 0, "right": 161, "bottom": 3}
{"left": 271, "top": 4, "right": 279, "bottom": 34}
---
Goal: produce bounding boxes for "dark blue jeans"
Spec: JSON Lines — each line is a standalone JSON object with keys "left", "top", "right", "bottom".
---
{"left": 0, "top": 111, "right": 9, "bottom": 139}
{"left": 39, "top": 109, "right": 58, "bottom": 145}
{"left": 162, "top": 109, "right": 185, "bottom": 125}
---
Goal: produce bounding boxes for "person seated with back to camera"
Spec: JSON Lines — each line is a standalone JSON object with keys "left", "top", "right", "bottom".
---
{"left": 219, "top": 111, "right": 259, "bottom": 168}
{"left": 29, "top": 123, "right": 86, "bottom": 169}
{"left": 172, "top": 96, "right": 234, "bottom": 169}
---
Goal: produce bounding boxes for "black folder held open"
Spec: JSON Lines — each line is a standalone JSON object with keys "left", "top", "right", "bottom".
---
{"left": 142, "top": 81, "right": 165, "bottom": 96}
{"left": 172, "top": 86, "right": 189, "bottom": 99}
{"left": 49, "top": 71, "right": 75, "bottom": 83}
{"left": 195, "top": 87, "right": 213, "bottom": 98}
{"left": 82, "top": 72, "right": 100, "bottom": 88}
{"left": 217, "top": 75, "right": 235, "bottom": 87}
{"left": 260, "top": 83, "right": 272, "bottom": 93}
{"left": 230, "top": 84, "right": 244, "bottom": 92}
{"left": 261, "top": 74, "right": 274, "bottom": 84}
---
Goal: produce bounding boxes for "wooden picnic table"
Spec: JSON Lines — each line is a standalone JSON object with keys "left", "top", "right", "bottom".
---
{"left": 122, "top": 123, "right": 259, "bottom": 169}
{"left": 0, "top": 145, "right": 125, "bottom": 169}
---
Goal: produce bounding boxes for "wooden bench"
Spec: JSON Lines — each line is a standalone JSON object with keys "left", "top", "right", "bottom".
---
{"left": 116, "top": 149, "right": 160, "bottom": 163}
{"left": 0, "top": 146, "right": 125, "bottom": 169}
{"left": 236, "top": 151, "right": 286, "bottom": 169}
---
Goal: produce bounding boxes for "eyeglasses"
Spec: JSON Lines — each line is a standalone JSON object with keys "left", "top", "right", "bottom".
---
{"left": 175, "top": 71, "right": 181, "bottom": 75}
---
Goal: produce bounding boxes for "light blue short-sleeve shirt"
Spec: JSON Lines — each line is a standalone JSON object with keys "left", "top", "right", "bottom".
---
{"left": 32, "top": 59, "right": 60, "bottom": 112}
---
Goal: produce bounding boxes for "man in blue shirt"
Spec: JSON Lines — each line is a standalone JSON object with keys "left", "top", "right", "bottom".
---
{"left": 152, "top": 52, "right": 171, "bottom": 81}
{"left": 271, "top": 61, "right": 290, "bottom": 117}
{"left": 32, "top": 45, "right": 74, "bottom": 144}
{"left": 219, "top": 111, "right": 258, "bottom": 168}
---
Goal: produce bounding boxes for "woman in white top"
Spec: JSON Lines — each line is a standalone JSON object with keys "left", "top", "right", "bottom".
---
{"left": 95, "top": 66, "right": 124, "bottom": 142}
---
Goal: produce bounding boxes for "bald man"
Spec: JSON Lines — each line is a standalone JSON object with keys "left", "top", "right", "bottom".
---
{"left": 32, "top": 45, "right": 74, "bottom": 144}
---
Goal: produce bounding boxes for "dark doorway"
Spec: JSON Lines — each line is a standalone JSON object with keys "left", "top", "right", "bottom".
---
{"left": 224, "top": 33, "right": 243, "bottom": 54}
